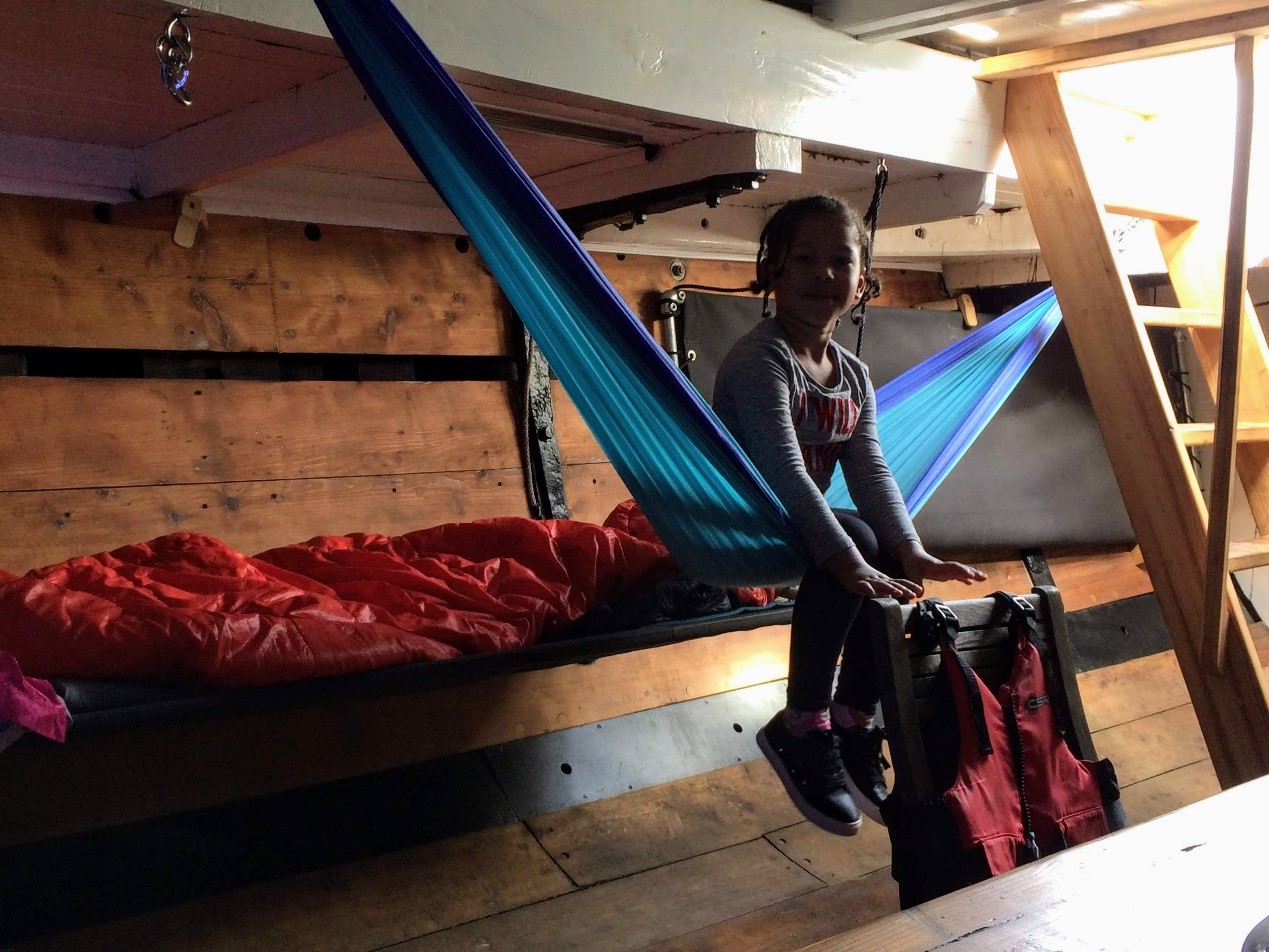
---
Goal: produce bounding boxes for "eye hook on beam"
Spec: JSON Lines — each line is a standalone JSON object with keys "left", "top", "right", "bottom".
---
{"left": 156, "top": 9, "right": 194, "bottom": 106}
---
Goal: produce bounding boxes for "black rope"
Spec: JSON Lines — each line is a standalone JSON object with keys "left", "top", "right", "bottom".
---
{"left": 850, "top": 158, "right": 889, "bottom": 358}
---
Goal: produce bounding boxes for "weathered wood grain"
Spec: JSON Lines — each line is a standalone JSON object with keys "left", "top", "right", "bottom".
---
{"left": 268, "top": 222, "right": 510, "bottom": 356}
{"left": 395, "top": 839, "right": 821, "bottom": 952}
{"left": 0, "top": 468, "right": 530, "bottom": 573}
{"left": 562, "top": 462, "right": 632, "bottom": 526}
{"left": 528, "top": 760, "right": 802, "bottom": 887}
{"left": 0, "top": 624, "right": 791, "bottom": 844}
{"left": 765, "top": 815, "right": 892, "bottom": 885}
{"left": 1120, "top": 759, "right": 1222, "bottom": 825}
{"left": 1091, "top": 703, "right": 1209, "bottom": 787}
{"left": 1077, "top": 649, "right": 1191, "bottom": 733}
{"left": 647, "top": 868, "right": 900, "bottom": 952}
{"left": 0, "top": 195, "right": 276, "bottom": 352}
{"left": 25, "top": 824, "right": 572, "bottom": 952}
{"left": 0, "top": 377, "right": 519, "bottom": 491}
{"left": 1046, "top": 546, "right": 1154, "bottom": 612}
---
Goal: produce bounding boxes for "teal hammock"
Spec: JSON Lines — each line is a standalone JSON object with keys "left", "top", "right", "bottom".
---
{"left": 313, "top": 0, "right": 1062, "bottom": 587}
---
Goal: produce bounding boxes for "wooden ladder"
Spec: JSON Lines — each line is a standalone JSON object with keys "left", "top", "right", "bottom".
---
{"left": 1003, "top": 41, "right": 1269, "bottom": 787}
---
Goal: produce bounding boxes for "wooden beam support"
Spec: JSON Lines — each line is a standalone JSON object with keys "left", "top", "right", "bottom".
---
{"left": 536, "top": 132, "right": 800, "bottom": 212}
{"left": 198, "top": 168, "right": 464, "bottom": 234}
{"left": 978, "top": 5, "right": 1269, "bottom": 80}
{"left": 135, "top": 68, "right": 380, "bottom": 198}
{"left": 1137, "top": 306, "right": 1222, "bottom": 329}
{"left": 813, "top": 0, "right": 1033, "bottom": 42}
{"left": 875, "top": 207, "right": 1040, "bottom": 260}
{"left": 840, "top": 170, "right": 996, "bottom": 229}
{"left": 914, "top": 293, "right": 978, "bottom": 328}
{"left": 942, "top": 255, "right": 1049, "bottom": 290}
{"left": 0, "top": 132, "right": 135, "bottom": 203}
{"left": 1004, "top": 72, "right": 1269, "bottom": 786}
{"left": 1201, "top": 35, "right": 1259, "bottom": 672}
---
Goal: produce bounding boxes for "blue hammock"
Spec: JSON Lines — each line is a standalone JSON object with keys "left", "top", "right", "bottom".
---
{"left": 312, "top": 0, "right": 1062, "bottom": 587}
{"left": 829, "top": 288, "right": 1061, "bottom": 514}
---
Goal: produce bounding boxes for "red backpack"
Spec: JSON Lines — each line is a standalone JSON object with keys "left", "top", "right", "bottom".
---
{"left": 881, "top": 593, "right": 1122, "bottom": 905}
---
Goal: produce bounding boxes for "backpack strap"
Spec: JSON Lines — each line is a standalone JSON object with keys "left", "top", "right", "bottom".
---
{"left": 991, "top": 590, "right": 1071, "bottom": 740}
{"left": 914, "top": 599, "right": 993, "bottom": 757}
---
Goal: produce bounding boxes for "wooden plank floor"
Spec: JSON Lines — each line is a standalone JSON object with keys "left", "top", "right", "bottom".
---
{"left": 26, "top": 625, "right": 1260, "bottom": 952}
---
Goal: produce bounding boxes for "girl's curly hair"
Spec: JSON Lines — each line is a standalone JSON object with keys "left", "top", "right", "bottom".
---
{"left": 752, "top": 195, "right": 880, "bottom": 318}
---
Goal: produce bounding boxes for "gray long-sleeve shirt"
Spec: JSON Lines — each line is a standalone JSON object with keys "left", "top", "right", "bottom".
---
{"left": 713, "top": 319, "right": 919, "bottom": 567}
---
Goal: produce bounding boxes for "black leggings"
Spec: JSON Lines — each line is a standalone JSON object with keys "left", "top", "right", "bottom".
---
{"left": 786, "top": 510, "right": 903, "bottom": 714}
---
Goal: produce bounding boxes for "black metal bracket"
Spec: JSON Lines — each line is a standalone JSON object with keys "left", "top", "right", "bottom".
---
{"left": 558, "top": 172, "right": 766, "bottom": 237}
{"left": 508, "top": 317, "right": 569, "bottom": 520}
{"left": 1021, "top": 547, "right": 1056, "bottom": 588}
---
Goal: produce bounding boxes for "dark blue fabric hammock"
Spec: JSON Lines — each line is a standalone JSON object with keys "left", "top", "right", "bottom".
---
{"left": 313, "top": 0, "right": 1062, "bottom": 587}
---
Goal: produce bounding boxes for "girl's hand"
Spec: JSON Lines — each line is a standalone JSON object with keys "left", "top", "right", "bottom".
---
{"left": 896, "top": 541, "right": 987, "bottom": 587}
{"left": 824, "top": 547, "right": 925, "bottom": 602}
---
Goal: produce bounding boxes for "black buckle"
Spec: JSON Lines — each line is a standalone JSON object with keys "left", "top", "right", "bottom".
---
{"left": 913, "top": 598, "right": 960, "bottom": 647}
{"left": 992, "top": 591, "right": 1036, "bottom": 620}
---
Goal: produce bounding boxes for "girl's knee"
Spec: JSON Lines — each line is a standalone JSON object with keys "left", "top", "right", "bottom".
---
{"left": 834, "top": 511, "right": 880, "bottom": 564}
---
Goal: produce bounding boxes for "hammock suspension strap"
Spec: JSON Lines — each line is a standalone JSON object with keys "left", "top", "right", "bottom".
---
{"left": 851, "top": 157, "right": 889, "bottom": 357}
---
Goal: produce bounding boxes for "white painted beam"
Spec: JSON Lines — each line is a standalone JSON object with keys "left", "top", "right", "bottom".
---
{"left": 844, "top": 170, "right": 996, "bottom": 227}
{"left": 179, "top": 0, "right": 1004, "bottom": 174}
{"left": 942, "top": 256, "right": 1049, "bottom": 290}
{"left": 875, "top": 207, "right": 1039, "bottom": 259}
{"left": 581, "top": 202, "right": 768, "bottom": 260}
{"left": 538, "top": 132, "right": 801, "bottom": 210}
{"left": 0, "top": 133, "right": 135, "bottom": 202}
{"left": 877, "top": 206, "right": 1166, "bottom": 283}
{"left": 135, "top": 68, "right": 378, "bottom": 198}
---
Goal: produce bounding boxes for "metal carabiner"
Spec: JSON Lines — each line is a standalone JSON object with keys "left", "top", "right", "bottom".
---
{"left": 156, "top": 11, "right": 194, "bottom": 106}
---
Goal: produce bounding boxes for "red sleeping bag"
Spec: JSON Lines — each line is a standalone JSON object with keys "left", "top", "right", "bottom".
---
{"left": 0, "top": 517, "right": 674, "bottom": 688}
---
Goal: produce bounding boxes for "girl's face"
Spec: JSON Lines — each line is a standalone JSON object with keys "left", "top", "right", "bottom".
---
{"left": 769, "top": 211, "right": 866, "bottom": 330}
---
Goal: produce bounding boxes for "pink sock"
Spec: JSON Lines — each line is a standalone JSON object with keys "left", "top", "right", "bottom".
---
{"left": 830, "top": 701, "right": 874, "bottom": 731}
{"left": 783, "top": 707, "right": 831, "bottom": 736}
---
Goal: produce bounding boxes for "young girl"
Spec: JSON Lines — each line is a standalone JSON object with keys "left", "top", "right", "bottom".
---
{"left": 713, "top": 195, "right": 986, "bottom": 835}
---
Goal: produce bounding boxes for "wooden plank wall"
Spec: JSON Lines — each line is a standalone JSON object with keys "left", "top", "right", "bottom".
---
{"left": 0, "top": 195, "right": 520, "bottom": 570}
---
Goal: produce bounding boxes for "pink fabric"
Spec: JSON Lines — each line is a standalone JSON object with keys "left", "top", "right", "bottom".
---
{"left": 0, "top": 650, "right": 67, "bottom": 742}
{"left": 783, "top": 707, "right": 832, "bottom": 736}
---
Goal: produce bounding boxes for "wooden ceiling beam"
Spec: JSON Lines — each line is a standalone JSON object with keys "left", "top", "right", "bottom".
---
{"left": 134, "top": 67, "right": 379, "bottom": 199}
{"left": 536, "top": 132, "right": 801, "bottom": 212}
{"left": 0, "top": 133, "right": 135, "bottom": 202}
{"left": 977, "top": 5, "right": 1269, "bottom": 81}
{"left": 179, "top": 0, "right": 1004, "bottom": 174}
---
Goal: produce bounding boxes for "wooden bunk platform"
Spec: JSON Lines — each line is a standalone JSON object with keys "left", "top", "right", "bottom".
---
{"left": 13, "top": 590, "right": 1261, "bottom": 951}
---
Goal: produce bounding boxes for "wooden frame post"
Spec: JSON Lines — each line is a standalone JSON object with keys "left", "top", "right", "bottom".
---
{"left": 1004, "top": 72, "right": 1269, "bottom": 787}
{"left": 1201, "top": 36, "right": 1259, "bottom": 672}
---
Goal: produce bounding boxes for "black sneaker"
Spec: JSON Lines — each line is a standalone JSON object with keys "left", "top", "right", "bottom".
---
{"left": 757, "top": 712, "right": 862, "bottom": 836}
{"left": 836, "top": 723, "right": 891, "bottom": 826}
